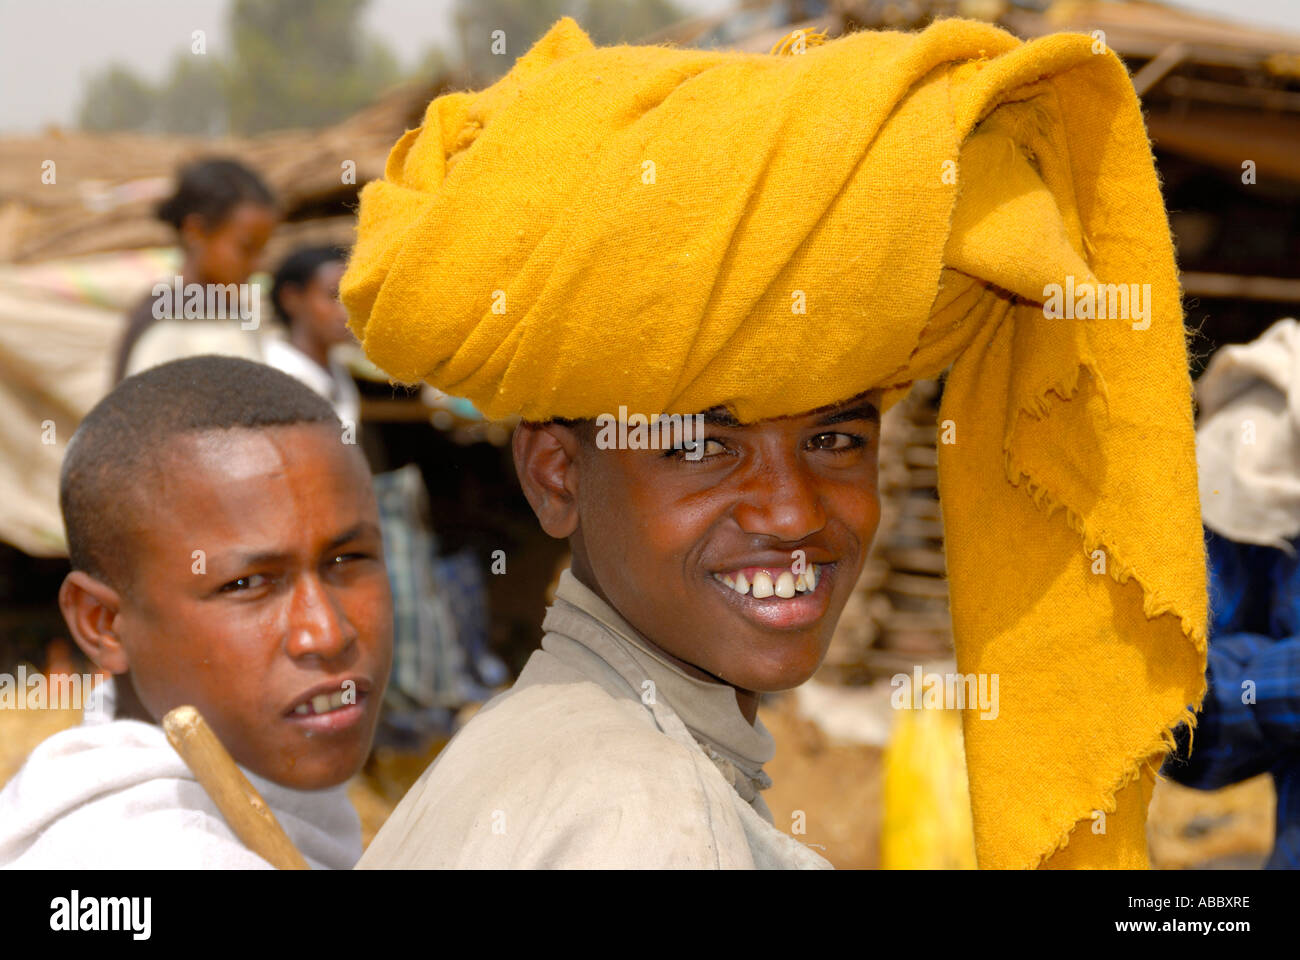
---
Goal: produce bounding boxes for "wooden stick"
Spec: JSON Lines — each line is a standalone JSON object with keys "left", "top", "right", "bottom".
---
{"left": 163, "top": 705, "right": 310, "bottom": 870}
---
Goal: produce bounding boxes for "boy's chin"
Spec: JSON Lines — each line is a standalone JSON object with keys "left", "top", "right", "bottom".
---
{"left": 247, "top": 753, "right": 360, "bottom": 792}
{"left": 231, "top": 731, "right": 368, "bottom": 791}
{"left": 727, "top": 649, "right": 827, "bottom": 695}
{"left": 746, "top": 667, "right": 821, "bottom": 695}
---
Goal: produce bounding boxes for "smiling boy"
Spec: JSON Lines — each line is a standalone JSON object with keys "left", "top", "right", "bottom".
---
{"left": 553, "top": 400, "right": 882, "bottom": 708}
{"left": 0, "top": 355, "right": 392, "bottom": 868}
{"left": 358, "top": 395, "right": 880, "bottom": 867}
{"left": 343, "top": 18, "right": 1208, "bottom": 869}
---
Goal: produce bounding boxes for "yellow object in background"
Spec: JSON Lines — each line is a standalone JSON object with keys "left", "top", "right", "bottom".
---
{"left": 882, "top": 708, "right": 978, "bottom": 870}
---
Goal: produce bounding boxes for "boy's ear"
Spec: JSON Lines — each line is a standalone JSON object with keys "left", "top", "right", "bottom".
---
{"left": 58, "top": 571, "right": 131, "bottom": 675}
{"left": 512, "top": 422, "right": 582, "bottom": 540}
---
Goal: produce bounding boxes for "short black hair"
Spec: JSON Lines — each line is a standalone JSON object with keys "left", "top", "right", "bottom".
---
{"left": 271, "top": 245, "right": 347, "bottom": 323}
{"left": 156, "top": 157, "right": 277, "bottom": 232}
{"left": 61, "top": 355, "right": 340, "bottom": 588}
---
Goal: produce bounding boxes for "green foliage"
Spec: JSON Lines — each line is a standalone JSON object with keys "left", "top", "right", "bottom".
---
{"left": 77, "top": 65, "right": 156, "bottom": 132}
{"left": 75, "top": 0, "right": 410, "bottom": 135}
{"left": 412, "top": 43, "right": 451, "bottom": 84}
{"left": 74, "top": 0, "right": 688, "bottom": 134}
{"left": 156, "top": 54, "right": 229, "bottom": 136}
{"left": 226, "top": 0, "right": 403, "bottom": 134}
{"left": 579, "top": 0, "right": 685, "bottom": 45}
{"left": 454, "top": 0, "right": 684, "bottom": 83}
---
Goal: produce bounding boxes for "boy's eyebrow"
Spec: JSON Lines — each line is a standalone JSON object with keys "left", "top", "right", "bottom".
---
{"left": 324, "top": 522, "right": 382, "bottom": 552}
{"left": 700, "top": 407, "right": 742, "bottom": 426}
{"left": 228, "top": 522, "right": 381, "bottom": 567}
{"left": 815, "top": 402, "right": 880, "bottom": 426}
{"left": 695, "top": 401, "right": 880, "bottom": 428}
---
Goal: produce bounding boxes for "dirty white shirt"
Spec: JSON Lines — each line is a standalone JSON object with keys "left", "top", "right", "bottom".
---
{"left": 1197, "top": 316, "right": 1300, "bottom": 552}
{"left": 263, "top": 338, "right": 361, "bottom": 429}
{"left": 358, "top": 570, "right": 832, "bottom": 869}
{"left": 0, "top": 679, "right": 362, "bottom": 870}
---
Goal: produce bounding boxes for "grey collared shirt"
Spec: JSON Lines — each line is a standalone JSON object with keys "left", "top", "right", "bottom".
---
{"left": 357, "top": 570, "right": 832, "bottom": 868}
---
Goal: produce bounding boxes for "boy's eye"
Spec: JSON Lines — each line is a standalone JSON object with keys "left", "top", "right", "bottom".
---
{"left": 807, "top": 432, "right": 865, "bottom": 452}
{"left": 331, "top": 552, "right": 370, "bottom": 565}
{"left": 220, "top": 573, "right": 268, "bottom": 592}
{"left": 664, "top": 437, "right": 728, "bottom": 460}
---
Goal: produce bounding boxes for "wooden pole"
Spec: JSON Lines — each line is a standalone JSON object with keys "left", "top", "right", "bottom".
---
{"left": 163, "top": 705, "right": 310, "bottom": 870}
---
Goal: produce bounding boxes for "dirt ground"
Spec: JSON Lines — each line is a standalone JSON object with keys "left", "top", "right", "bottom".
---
{"left": 1, "top": 683, "right": 1275, "bottom": 869}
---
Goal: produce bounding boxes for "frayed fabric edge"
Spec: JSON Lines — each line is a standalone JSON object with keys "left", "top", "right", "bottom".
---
{"left": 998, "top": 357, "right": 1208, "bottom": 869}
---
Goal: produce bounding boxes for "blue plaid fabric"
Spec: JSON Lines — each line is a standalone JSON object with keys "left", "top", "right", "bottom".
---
{"left": 1163, "top": 526, "right": 1300, "bottom": 869}
{"left": 431, "top": 548, "right": 508, "bottom": 690}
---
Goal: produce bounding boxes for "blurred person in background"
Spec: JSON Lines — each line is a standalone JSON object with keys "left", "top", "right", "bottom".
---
{"left": 266, "top": 244, "right": 361, "bottom": 428}
{"left": 1165, "top": 317, "right": 1300, "bottom": 869}
{"left": 114, "top": 157, "right": 278, "bottom": 383}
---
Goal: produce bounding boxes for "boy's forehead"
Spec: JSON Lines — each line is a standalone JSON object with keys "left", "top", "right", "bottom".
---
{"left": 145, "top": 423, "right": 369, "bottom": 508}
{"left": 165, "top": 422, "right": 353, "bottom": 474}
{"left": 127, "top": 423, "right": 373, "bottom": 551}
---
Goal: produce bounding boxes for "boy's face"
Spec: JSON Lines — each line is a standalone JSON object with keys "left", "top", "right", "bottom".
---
{"left": 111, "top": 423, "right": 391, "bottom": 790}
{"left": 542, "top": 394, "right": 881, "bottom": 694}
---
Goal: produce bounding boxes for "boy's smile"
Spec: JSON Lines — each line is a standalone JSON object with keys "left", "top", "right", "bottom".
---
{"left": 516, "top": 392, "right": 881, "bottom": 722}
{"left": 707, "top": 558, "right": 834, "bottom": 631}
{"left": 102, "top": 423, "right": 392, "bottom": 790}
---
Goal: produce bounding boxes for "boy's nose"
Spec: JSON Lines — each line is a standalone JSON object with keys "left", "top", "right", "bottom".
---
{"left": 731, "top": 456, "right": 827, "bottom": 543}
{"left": 284, "top": 576, "right": 356, "bottom": 660}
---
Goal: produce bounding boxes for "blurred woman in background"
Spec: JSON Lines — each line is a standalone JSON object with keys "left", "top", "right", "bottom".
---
{"left": 114, "top": 157, "right": 278, "bottom": 383}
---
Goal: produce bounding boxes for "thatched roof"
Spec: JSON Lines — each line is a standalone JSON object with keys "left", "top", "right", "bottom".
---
{"left": 0, "top": 78, "right": 450, "bottom": 265}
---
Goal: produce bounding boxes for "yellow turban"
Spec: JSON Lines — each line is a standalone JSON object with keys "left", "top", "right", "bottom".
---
{"left": 342, "top": 16, "right": 1206, "bottom": 869}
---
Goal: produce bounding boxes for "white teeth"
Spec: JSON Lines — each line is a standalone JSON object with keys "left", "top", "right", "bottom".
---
{"left": 294, "top": 685, "right": 356, "bottom": 716}
{"left": 714, "top": 563, "right": 823, "bottom": 599}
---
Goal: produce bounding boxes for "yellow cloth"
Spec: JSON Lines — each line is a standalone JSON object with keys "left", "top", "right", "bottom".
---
{"left": 341, "top": 16, "right": 1207, "bottom": 869}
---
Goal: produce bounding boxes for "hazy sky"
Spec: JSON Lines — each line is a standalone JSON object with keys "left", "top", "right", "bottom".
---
{"left": 0, "top": 0, "right": 1295, "bottom": 134}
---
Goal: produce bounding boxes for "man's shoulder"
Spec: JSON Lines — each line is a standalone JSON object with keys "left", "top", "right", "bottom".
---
{"left": 5, "top": 718, "right": 183, "bottom": 782}
{"left": 444, "top": 644, "right": 698, "bottom": 772}
{"left": 5, "top": 794, "right": 271, "bottom": 870}
{"left": 0, "top": 721, "right": 269, "bottom": 869}
{"left": 358, "top": 647, "right": 748, "bottom": 867}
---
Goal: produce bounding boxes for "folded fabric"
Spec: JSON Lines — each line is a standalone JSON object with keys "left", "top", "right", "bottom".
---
{"left": 341, "top": 16, "right": 1206, "bottom": 868}
{"left": 1196, "top": 317, "right": 1300, "bottom": 555}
